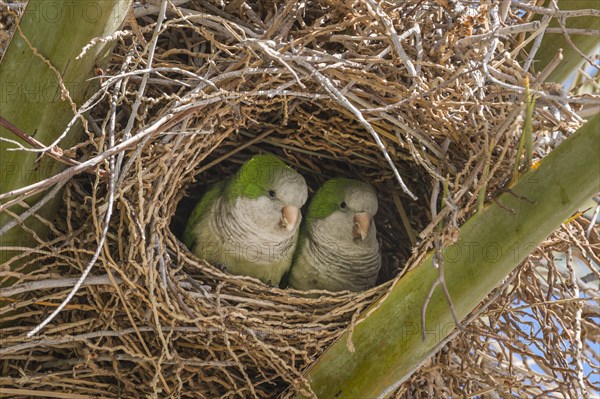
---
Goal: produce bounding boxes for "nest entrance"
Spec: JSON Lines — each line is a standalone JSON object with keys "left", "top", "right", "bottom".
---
{"left": 171, "top": 102, "right": 428, "bottom": 286}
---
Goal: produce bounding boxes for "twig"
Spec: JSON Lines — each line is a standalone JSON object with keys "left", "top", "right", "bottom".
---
{"left": 196, "top": 130, "right": 275, "bottom": 174}
{"left": 499, "top": 188, "right": 536, "bottom": 205}
{"left": 499, "top": 0, "right": 511, "bottom": 22}
{"left": 14, "top": 20, "right": 76, "bottom": 114}
{"left": 510, "top": 2, "right": 600, "bottom": 18}
{"left": 0, "top": 116, "right": 80, "bottom": 167}
{"left": 48, "top": 353, "right": 236, "bottom": 368}
{"left": 0, "top": 274, "right": 120, "bottom": 298}
{"left": 552, "top": 0, "right": 599, "bottom": 70}
{"left": 566, "top": 247, "right": 589, "bottom": 399}
{"left": 244, "top": 39, "right": 306, "bottom": 88}
{"left": 523, "top": 15, "right": 551, "bottom": 73}
{"left": 157, "top": 234, "right": 168, "bottom": 290}
{"left": 0, "top": 179, "right": 67, "bottom": 237}
{"left": 422, "top": 175, "right": 441, "bottom": 340}
{"left": 532, "top": 49, "right": 563, "bottom": 85}
{"left": 491, "top": 197, "right": 517, "bottom": 216}
{"left": 420, "top": 213, "right": 461, "bottom": 342}
{"left": 2, "top": 326, "right": 225, "bottom": 356}
{"left": 77, "top": 30, "right": 133, "bottom": 60}
{"left": 362, "top": 0, "right": 417, "bottom": 78}
{"left": 545, "top": 27, "right": 600, "bottom": 36}
{"left": 398, "top": 24, "right": 423, "bottom": 76}
{"left": 391, "top": 193, "right": 417, "bottom": 246}
{"left": 176, "top": 7, "right": 259, "bottom": 39}
{"left": 456, "top": 21, "right": 541, "bottom": 48}
{"left": 26, "top": 150, "right": 116, "bottom": 337}
{"left": 116, "top": 1, "right": 169, "bottom": 189}
{"left": 133, "top": 0, "right": 191, "bottom": 18}
{"left": 585, "top": 203, "right": 599, "bottom": 239}
{"left": 421, "top": 137, "right": 462, "bottom": 340}
{"left": 488, "top": 295, "right": 600, "bottom": 314}
{"left": 238, "top": 130, "right": 370, "bottom": 165}
{"left": 295, "top": 58, "right": 418, "bottom": 200}
{"left": 511, "top": 77, "right": 535, "bottom": 183}
{"left": 477, "top": 134, "right": 492, "bottom": 212}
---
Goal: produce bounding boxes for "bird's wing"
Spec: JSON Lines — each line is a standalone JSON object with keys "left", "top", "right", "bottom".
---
{"left": 182, "top": 180, "right": 225, "bottom": 250}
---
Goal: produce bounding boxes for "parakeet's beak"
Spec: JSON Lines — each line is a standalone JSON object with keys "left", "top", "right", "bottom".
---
{"left": 281, "top": 205, "right": 300, "bottom": 231}
{"left": 353, "top": 212, "right": 372, "bottom": 240}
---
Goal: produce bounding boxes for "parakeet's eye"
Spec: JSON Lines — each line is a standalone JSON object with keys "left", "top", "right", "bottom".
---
{"left": 340, "top": 201, "right": 347, "bottom": 209}
{"left": 268, "top": 190, "right": 277, "bottom": 198}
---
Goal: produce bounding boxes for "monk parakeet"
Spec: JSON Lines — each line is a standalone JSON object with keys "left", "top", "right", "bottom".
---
{"left": 287, "top": 178, "right": 381, "bottom": 292}
{"left": 183, "top": 154, "right": 308, "bottom": 286}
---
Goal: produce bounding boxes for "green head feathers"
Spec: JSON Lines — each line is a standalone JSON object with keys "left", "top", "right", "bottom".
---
{"left": 226, "top": 154, "right": 297, "bottom": 200}
{"left": 307, "top": 178, "right": 377, "bottom": 220}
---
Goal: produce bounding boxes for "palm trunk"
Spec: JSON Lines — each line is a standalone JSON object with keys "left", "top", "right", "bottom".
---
{"left": 0, "top": 1, "right": 132, "bottom": 268}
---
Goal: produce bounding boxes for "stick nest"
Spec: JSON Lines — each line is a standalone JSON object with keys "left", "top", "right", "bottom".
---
{"left": 1, "top": 1, "right": 598, "bottom": 398}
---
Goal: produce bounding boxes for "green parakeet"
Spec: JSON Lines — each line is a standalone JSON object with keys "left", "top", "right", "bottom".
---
{"left": 287, "top": 178, "right": 381, "bottom": 292}
{"left": 183, "top": 154, "right": 308, "bottom": 286}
